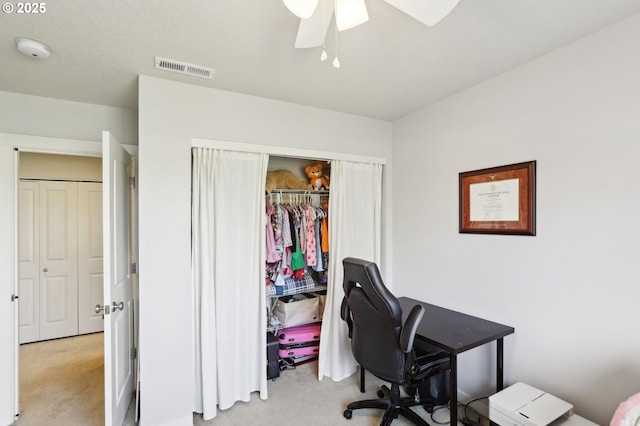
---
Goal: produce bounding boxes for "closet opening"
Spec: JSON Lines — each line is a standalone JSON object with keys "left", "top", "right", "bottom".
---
{"left": 191, "top": 139, "right": 384, "bottom": 421}
{"left": 16, "top": 151, "right": 106, "bottom": 425}
{"left": 191, "top": 148, "right": 332, "bottom": 420}
{"left": 265, "top": 156, "right": 331, "bottom": 374}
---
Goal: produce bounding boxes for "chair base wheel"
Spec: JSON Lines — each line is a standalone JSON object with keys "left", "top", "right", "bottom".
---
{"left": 344, "top": 409, "right": 352, "bottom": 419}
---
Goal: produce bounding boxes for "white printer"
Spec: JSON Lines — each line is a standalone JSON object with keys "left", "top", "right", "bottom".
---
{"left": 489, "top": 382, "right": 574, "bottom": 426}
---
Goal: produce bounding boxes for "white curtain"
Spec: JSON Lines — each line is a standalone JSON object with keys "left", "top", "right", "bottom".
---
{"left": 317, "top": 160, "right": 383, "bottom": 382}
{"left": 192, "top": 147, "right": 269, "bottom": 420}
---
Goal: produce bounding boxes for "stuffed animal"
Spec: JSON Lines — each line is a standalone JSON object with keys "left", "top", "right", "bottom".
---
{"left": 265, "top": 170, "right": 312, "bottom": 193}
{"left": 305, "top": 163, "right": 330, "bottom": 190}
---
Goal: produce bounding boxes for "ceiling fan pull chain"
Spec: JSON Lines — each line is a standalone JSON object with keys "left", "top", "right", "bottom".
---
{"left": 321, "top": 0, "right": 328, "bottom": 61}
{"left": 333, "top": 0, "right": 341, "bottom": 69}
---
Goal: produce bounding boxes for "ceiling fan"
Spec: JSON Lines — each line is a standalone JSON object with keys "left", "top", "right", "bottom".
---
{"left": 283, "top": 0, "right": 460, "bottom": 49}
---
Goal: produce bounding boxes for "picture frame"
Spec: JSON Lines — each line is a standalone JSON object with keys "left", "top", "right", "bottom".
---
{"left": 459, "top": 161, "right": 536, "bottom": 235}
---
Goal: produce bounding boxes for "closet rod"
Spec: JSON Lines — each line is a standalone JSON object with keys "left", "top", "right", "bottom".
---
{"left": 268, "top": 189, "right": 329, "bottom": 195}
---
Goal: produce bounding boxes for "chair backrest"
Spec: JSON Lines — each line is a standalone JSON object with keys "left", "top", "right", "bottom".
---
{"left": 342, "top": 257, "right": 408, "bottom": 383}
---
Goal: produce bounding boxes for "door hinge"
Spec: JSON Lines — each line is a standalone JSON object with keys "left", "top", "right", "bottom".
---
{"left": 129, "top": 176, "right": 136, "bottom": 189}
{"left": 131, "top": 262, "right": 137, "bottom": 274}
{"left": 11, "top": 294, "right": 19, "bottom": 302}
{"left": 131, "top": 347, "right": 137, "bottom": 360}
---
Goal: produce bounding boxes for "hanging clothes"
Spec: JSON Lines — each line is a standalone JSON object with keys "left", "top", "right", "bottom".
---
{"left": 265, "top": 207, "right": 280, "bottom": 264}
{"left": 305, "top": 206, "right": 317, "bottom": 266}
{"left": 290, "top": 231, "right": 305, "bottom": 271}
{"left": 265, "top": 191, "right": 329, "bottom": 290}
{"left": 321, "top": 212, "right": 329, "bottom": 253}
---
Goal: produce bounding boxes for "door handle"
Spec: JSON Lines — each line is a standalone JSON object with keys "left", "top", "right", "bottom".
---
{"left": 95, "top": 304, "right": 110, "bottom": 315}
{"left": 43, "top": 268, "right": 48, "bottom": 272}
{"left": 112, "top": 301, "right": 124, "bottom": 312}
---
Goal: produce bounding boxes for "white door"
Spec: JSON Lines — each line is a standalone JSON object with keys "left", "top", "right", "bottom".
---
{"left": 102, "top": 132, "right": 134, "bottom": 426}
{"left": 39, "top": 180, "right": 79, "bottom": 341}
{"left": 78, "top": 182, "right": 104, "bottom": 334}
{"left": 17, "top": 181, "right": 40, "bottom": 344}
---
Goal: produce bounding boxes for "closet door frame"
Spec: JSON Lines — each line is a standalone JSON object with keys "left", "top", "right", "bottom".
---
{"left": 17, "top": 179, "right": 104, "bottom": 342}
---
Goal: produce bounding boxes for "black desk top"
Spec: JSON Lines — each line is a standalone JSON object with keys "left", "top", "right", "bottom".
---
{"left": 398, "top": 297, "right": 515, "bottom": 355}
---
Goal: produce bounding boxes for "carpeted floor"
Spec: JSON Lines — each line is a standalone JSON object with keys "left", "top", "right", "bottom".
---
{"left": 18, "top": 333, "right": 105, "bottom": 426}
{"left": 193, "top": 361, "right": 461, "bottom": 426}
{"left": 17, "top": 334, "right": 482, "bottom": 425}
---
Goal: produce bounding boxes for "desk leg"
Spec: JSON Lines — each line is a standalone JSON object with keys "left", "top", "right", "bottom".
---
{"left": 496, "top": 338, "right": 504, "bottom": 391}
{"left": 360, "top": 366, "right": 365, "bottom": 393}
{"left": 450, "top": 353, "right": 457, "bottom": 425}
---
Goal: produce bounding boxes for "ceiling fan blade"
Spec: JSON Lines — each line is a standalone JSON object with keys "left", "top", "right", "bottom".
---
{"left": 335, "top": 0, "right": 369, "bottom": 31}
{"left": 294, "top": 0, "right": 335, "bottom": 48}
{"left": 383, "top": 0, "right": 459, "bottom": 26}
{"left": 283, "top": 0, "right": 320, "bottom": 19}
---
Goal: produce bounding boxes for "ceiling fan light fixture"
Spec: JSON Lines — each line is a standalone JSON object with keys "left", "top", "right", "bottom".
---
{"left": 283, "top": 0, "right": 320, "bottom": 19}
{"left": 335, "top": 0, "right": 369, "bottom": 31}
{"left": 383, "top": 0, "right": 459, "bottom": 27}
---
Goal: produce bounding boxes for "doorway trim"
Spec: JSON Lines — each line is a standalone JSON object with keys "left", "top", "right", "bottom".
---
{"left": 0, "top": 132, "right": 137, "bottom": 425}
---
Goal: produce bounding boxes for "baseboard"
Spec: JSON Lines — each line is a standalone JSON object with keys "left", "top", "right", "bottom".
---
{"left": 139, "top": 414, "right": 193, "bottom": 426}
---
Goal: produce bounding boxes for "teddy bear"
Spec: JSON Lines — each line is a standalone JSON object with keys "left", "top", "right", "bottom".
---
{"left": 265, "top": 170, "right": 313, "bottom": 193}
{"left": 305, "top": 163, "right": 330, "bottom": 190}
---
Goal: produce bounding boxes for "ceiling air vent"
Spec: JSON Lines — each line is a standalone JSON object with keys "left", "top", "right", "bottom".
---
{"left": 154, "top": 56, "right": 215, "bottom": 79}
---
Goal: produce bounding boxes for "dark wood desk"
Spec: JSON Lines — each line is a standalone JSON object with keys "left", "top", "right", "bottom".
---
{"left": 398, "top": 297, "right": 515, "bottom": 425}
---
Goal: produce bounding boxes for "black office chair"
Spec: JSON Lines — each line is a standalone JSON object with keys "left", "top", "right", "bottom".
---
{"left": 341, "top": 257, "right": 451, "bottom": 426}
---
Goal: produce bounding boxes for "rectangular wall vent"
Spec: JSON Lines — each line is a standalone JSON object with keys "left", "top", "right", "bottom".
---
{"left": 154, "top": 56, "right": 215, "bottom": 79}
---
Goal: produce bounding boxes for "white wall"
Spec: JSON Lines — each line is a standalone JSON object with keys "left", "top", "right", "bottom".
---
{"left": 137, "top": 76, "right": 392, "bottom": 426}
{"left": 0, "top": 91, "right": 138, "bottom": 145}
{"left": 392, "top": 13, "right": 640, "bottom": 425}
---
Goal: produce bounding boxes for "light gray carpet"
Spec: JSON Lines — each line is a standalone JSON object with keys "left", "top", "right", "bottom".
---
{"left": 18, "top": 332, "right": 104, "bottom": 426}
{"left": 193, "top": 362, "right": 458, "bottom": 426}
{"left": 18, "top": 334, "right": 472, "bottom": 425}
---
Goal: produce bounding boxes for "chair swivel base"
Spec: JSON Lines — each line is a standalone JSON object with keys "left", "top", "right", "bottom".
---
{"left": 343, "top": 383, "right": 433, "bottom": 426}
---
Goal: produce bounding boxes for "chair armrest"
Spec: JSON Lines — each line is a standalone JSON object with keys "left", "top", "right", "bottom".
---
{"left": 340, "top": 297, "right": 348, "bottom": 321}
{"left": 399, "top": 305, "right": 425, "bottom": 353}
{"left": 341, "top": 298, "right": 353, "bottom": 338}
{"left": 410, "top": 354, "right": 450, "bottom": 382}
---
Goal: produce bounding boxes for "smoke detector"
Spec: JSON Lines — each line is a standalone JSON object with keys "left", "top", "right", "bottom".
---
{"left": 16, "top": 38, "right": 51, "bottom": 59}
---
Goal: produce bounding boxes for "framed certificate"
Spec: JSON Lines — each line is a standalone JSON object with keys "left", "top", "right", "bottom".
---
{"left": 459, "top": 161, "right": 536, "bottom": 235}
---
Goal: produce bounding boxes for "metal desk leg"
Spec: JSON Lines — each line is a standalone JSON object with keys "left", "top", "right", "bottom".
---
{"left": 360, "top": 366, "right": 365, "bottom": 393}
{"left": 450, "top": 353, "right": 457, "bottom": 426}
{"left": 497, "top": 338, "right": 504, "bottom": 391}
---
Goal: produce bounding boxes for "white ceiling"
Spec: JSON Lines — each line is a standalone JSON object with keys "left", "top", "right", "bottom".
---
{"left": 2, "top": 0, "right": 640, "bottom": 121}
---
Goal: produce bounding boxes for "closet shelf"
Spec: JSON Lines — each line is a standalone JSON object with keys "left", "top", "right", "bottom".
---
{"left": 266, "top": 284, "right": 327, "bottom": 333}
{"left": 266, "top": 284, "right": 327, "bottom": 299}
